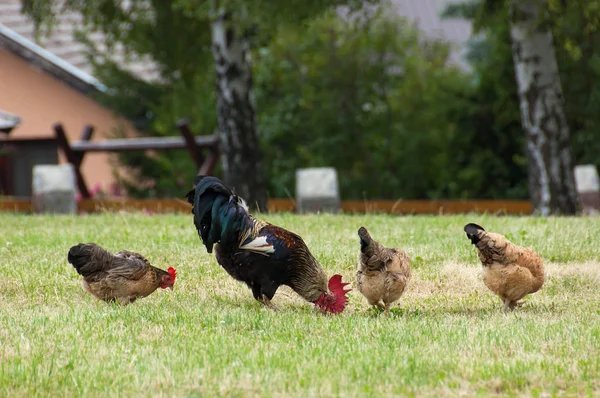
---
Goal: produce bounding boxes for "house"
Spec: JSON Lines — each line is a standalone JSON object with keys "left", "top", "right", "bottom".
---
{"left": 0, "top": 1, "right": 157, "bottom": 197}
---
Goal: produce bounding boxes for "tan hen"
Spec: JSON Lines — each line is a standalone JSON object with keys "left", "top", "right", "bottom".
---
{"left": 356, "top": 227, "right": 411, "bottom": 314}
{"left": 464, "top": 223, "right": 544, "bottom": 312}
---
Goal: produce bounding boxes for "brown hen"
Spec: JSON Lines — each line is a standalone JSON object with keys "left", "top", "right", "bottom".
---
{"left": 356, "top": 227, "right": 411, "bottom": 314}
{"left": 464, "top": 223, "right": 544, "bottom": 312}
{"left": 68, "top": 243, "right": 176, "bottom": 305}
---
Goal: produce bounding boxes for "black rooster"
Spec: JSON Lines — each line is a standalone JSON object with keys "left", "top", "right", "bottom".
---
{"left": 186, "top": 176, "right": 350, "bottom": 313}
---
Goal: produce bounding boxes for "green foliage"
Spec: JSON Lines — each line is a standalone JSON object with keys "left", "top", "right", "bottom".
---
{"left": 449, "top": 9, "right": 528, "bottom": 199}
{"left": 255, "top": 8, "right": 527, "bottom": 199}
{"left": 447, "top": 0, "right": 600, "bottom": 197}
{"left": 257, "top": 10, "right": 456, "bottom": 198}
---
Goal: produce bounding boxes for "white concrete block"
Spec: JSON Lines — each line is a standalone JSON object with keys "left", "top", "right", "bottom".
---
{"left": 295, "top": 167, "right": 340, "bottom": 213}
{"left": 574, "top": 164, "right": 600, "bottom": 193}
{"left": 32, "top": 164, "right": 77, "bottom": 214}
{"left": 574, "top": 164, "right": 600, "bottom": 215}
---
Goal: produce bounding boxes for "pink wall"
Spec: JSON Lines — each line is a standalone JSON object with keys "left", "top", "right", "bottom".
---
{"left": 0, "top": 49, "right": 140, "bottom": 192}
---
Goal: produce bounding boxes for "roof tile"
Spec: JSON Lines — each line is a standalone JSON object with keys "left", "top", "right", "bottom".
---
{"left": 0, "top": 0, "right": 160, "bottom": 81}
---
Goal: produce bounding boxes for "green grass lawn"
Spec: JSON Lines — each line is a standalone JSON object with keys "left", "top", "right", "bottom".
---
{"left": 1, "top": 212, "right": 600, "bottom": 397}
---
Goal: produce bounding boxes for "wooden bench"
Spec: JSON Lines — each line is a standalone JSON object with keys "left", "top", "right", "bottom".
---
{"left": 54, "top": 120, "right": 219, "bottom": 198}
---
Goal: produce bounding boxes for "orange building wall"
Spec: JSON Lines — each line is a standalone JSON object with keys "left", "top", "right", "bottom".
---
{"left": 0, "top": 48, "right": 140, "bottom": 193}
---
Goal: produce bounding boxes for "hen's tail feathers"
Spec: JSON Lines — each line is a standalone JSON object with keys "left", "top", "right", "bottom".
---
{"left": 68, "top": 243, "right": 110, "bottom": 277}
{"left": 358, "top": 226, "right": 373, "bottom": 253}
{"left": 186, "top": 176, "right": 251, "bottom": 253}
{"left": 464, "top": 223, "right": 485, "bottom": 245}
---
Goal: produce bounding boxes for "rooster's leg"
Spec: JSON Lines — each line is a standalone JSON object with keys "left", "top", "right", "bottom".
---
{"left": 251, "top": 284, "right": 262, "bottom": 301}
{"left": 262, "top": 295, "right": 278, "bottom": 311}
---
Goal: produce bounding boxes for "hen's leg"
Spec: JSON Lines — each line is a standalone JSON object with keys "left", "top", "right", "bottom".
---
{"left": 503, "top": 299, "right": 513, "bottom": 313}
{"left": 384, "top": 302, "right": 391, "bottom": 315}
{"left": 117, "top": 297, "right": 132, "bottom": 306}
{"left": 509, "top": 301, "right": 522, "bottom": 310}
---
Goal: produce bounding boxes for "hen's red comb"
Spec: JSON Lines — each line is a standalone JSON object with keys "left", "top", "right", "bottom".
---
{"left": 328, "top": 274, "right": 351, "bottom": 314}
{"left": 168, "top": 267, "right": 177, "bottom": 282}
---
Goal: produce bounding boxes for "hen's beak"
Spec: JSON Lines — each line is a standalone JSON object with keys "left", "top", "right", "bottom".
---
{"left": 169, "top": 285, "right": 174, "bottom": 290}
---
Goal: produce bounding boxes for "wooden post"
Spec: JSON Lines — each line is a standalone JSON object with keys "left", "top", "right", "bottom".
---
{"left": 80, "top": 125, "right": 94, "bottom": 142}
{"left": 177, "top": 119, "right": 204, "bottom": 169}
{"left": 199, "top": 145, "right": 220, "bottom": 176}
{"left": 74, "top": 125, "right": 94, "bottom": 166}
{"left": 53, "top": 123, "right": 91, "bottom": 198}
{"left": 53, "top": 121, "right": 219, "bottom": 198}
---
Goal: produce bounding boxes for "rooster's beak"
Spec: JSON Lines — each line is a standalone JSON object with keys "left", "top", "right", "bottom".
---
{"left": 169, "top": 285, "right": 174, "bottom": 290}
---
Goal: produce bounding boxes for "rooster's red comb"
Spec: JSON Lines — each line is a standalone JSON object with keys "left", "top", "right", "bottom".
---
{"left": 327, "top": 274, "right": 351, "bottom": 314}
{"left": 168, "top": 267, "right": 177, "bottom": 282}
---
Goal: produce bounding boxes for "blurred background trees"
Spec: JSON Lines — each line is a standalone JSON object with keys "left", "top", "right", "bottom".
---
{"left": 20, "top": 0, "right": 600, "bottom": 213}
{"left": 446, "top": 0, "right": 583, "bottom": 215}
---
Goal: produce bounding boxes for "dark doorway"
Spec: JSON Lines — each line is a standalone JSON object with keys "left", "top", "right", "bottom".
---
{"left": 0, "top": 138, "right": 58, "bottom": 197}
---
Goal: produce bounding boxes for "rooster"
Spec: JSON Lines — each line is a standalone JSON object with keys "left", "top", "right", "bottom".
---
{"left": 356, "top": 227, "right": 411, "bottom": 314}
{"left": 464, "top": 223, "right": 544, "bottom": 312}
{"left": 68, "top": 243, "right": 177, "bottom": 305}
{"left": 185, "top": 176, "right": 351, "bottom": 313}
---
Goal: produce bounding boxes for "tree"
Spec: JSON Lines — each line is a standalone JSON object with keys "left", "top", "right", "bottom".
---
{"left": 508, "top": 0, "right": 577, "bottom": 215}
{"left": 210, "top": 9, "right": 265, "bottom": 209}
{"left": 445, "top": 0, "right": 579, "bottom": 214}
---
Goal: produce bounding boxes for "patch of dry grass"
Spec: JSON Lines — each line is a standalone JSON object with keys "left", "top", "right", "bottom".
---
{"left": 1, "top": 213, "right": 600, "bottom": 396}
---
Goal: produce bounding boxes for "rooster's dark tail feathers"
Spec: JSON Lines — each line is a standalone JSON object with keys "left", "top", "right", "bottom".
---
{"left": 187, "top": 176, "right": 251, "bottom": 253}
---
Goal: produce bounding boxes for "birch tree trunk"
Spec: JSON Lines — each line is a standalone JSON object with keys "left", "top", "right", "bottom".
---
{"left": 509, "top": 0, "right": 578, "bottom": 215}
{"left": 211, "top": 10, "right": 267, "bottom": 211}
